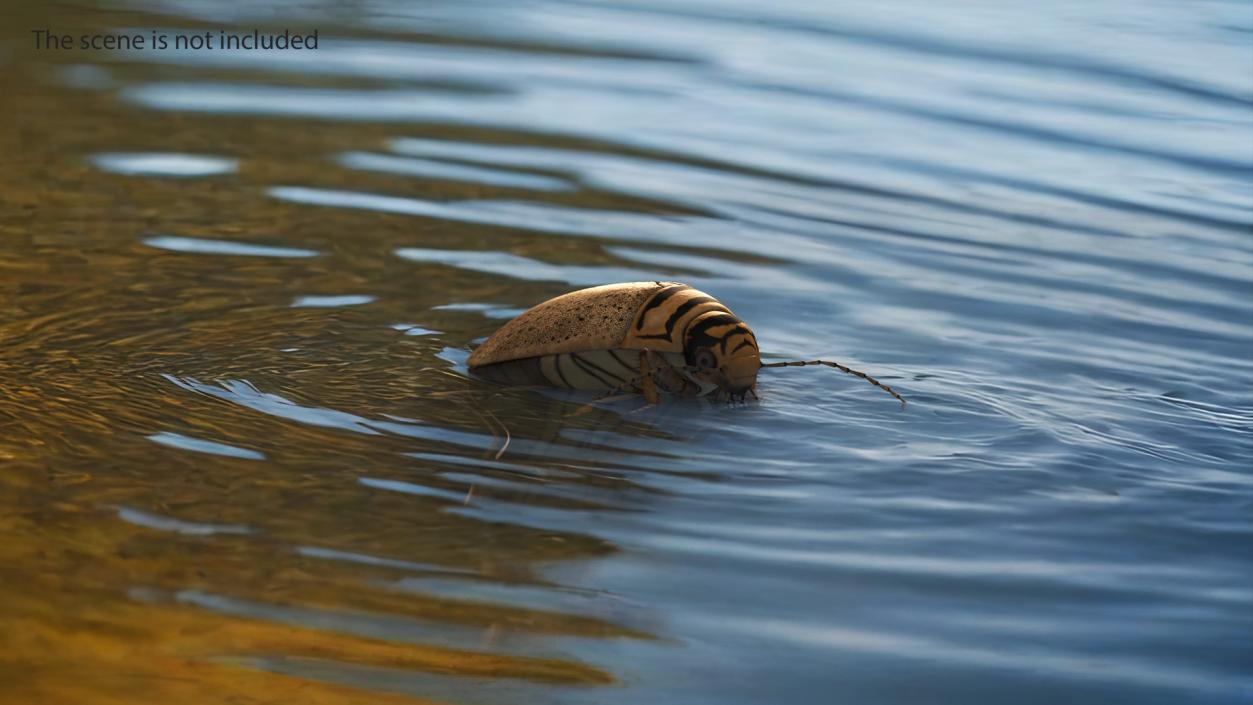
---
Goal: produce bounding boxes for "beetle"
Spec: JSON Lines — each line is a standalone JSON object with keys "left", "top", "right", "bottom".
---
{"left": 466, "top": 281, "right": 905, "bottom": 406}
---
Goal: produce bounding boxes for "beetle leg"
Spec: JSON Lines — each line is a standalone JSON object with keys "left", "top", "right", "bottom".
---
{"left": 598, "top": 349, "right": 687, "bottom": 403}
{"left": 657, "top": 364, "right": 701, "bottom": 397}
{"left": 639, "top": 349, "right": 660, "bottom": 404}
{"left": 599, "top": 375, "right": 642, "bottom": 399}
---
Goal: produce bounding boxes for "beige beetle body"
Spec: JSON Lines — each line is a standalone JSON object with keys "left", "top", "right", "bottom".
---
{"left": 467, "top": 282, "right": 675, "bottom": 366}
{"left": 468, "top": 282, "right": 762, "bottom": 400}
{"left": 466, "top": 281, "right": 907, "bottom": 406}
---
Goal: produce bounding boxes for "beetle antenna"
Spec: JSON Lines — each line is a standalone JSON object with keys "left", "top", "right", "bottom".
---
{"left": 761, "top": 359, "right": 906, "bottom": 407}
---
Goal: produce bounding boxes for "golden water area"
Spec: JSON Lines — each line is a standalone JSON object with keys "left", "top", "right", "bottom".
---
{"left": 4, "top": 7, "right": 670, "bottom": 703}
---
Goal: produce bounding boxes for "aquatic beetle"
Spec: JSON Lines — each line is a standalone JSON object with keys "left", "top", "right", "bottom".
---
{"left": 467, "top": 281, "right": 905, "bottom": 406}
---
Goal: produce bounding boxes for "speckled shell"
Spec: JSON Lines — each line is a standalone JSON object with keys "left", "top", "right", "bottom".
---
{"left": 467, "top": 281, "right": 684, "bottom": 368}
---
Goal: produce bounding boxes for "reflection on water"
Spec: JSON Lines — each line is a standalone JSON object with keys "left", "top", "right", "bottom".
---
{"left": 2, "top": 0, "right": 1251, "bottom": 703}
{"left": 144, "top": 235, "right": 320, "bottom": 258}
{"left": 91, "top": 152, "right": 239, "bottom": 176}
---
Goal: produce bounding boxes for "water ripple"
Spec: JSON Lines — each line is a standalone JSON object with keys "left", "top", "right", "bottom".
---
{"left": 145, "top": 235, "right": 319, "bottom": 258}
{"left": 90, "top": 152, "right": 238, "bottom": 176}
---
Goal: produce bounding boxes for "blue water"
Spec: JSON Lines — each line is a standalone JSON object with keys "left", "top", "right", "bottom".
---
{"left": 3, "top": 0, "right": 1251, "bottom": 703}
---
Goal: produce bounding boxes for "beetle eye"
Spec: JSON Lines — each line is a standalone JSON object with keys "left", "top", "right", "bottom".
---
{"left": 695, "top": 349, "right": 716, "bottom": 369}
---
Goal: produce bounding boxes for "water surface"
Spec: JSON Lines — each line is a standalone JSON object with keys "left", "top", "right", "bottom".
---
{"left": 2, "top": 1, "right": 1251, "bottom": 704}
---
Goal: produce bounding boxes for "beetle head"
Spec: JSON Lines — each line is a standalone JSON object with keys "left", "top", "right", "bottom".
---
{"left": 682, "top": 310, "right": 760, "bottom": 401}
